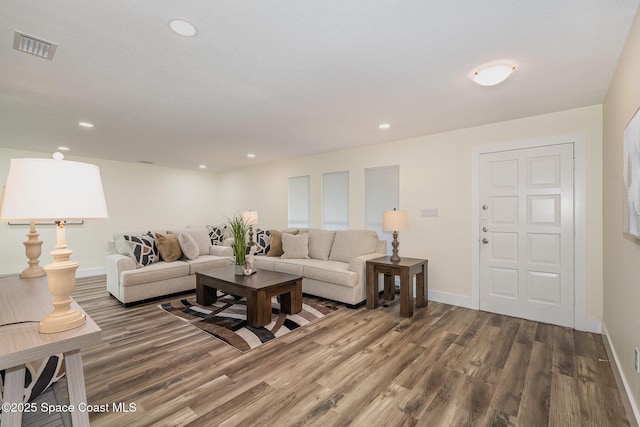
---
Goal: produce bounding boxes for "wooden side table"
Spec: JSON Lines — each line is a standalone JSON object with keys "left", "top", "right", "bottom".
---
{"left": 366, "top": 256, "right": 428, "bottom": 317}
{"left": 0, "top": 275, "right": 101, "bottom": 427}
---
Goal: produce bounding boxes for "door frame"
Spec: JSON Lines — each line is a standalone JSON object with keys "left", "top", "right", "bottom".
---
{"left": 471, "top": 133, "right": 599, "bottom": 333}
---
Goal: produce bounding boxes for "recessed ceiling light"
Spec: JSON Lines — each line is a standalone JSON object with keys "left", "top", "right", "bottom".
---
{"left": 247, "top": 153, "right": 256, "bottom": 158}
{"left": 168, "top": 19, "right": 198, "bottom": 37}
{"left": 57, "top": 146, "right": 70, "bottom": 151}
{"left": 378, "top": 123, "right": 391, "bottom": 130}
{"left": 78, "top": 121, "right": 94, "bottom": 128}
{"left": 471, "top": 61, "right": 517, "bottom": 86}
{"left": 199, "top": 165, "right": 207, "bottom": 169}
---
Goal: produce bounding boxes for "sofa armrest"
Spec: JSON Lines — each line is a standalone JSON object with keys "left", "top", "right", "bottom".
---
{"left": 348, "top": 252, "right": 386, "bottom": 271}
{"left": 106, "top": 253, "right": 136, "bottom": 300}
{"left": 209, "top": 245, "right": 233, "bottom": 257}
{"left": 348, "top": 252, "right": 387, "bottom": 284}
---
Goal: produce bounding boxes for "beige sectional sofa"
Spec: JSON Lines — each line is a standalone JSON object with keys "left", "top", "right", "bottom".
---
{"left": 253, "top": 229, "right": 387, "bottom": 307}
{"left": 106, "top": 227, "right": 233, "bottom": 305}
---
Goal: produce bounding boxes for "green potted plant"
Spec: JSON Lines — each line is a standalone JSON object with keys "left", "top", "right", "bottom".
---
{"left": 226, "top": 213, "right": 249, "bottom": 275}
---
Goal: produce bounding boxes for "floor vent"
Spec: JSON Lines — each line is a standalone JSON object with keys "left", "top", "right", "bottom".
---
{"left": 13, "top": 31, "right": 57, "bottom": 60}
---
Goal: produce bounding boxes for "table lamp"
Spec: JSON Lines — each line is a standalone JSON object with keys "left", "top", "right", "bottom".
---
{"left": 0, "top": 156, "right": 109, "bottom": 333}
{"left": 20, "top": 220, "right": 46, "bottom": 278}
{"left": 242, "top": 210, "right": 258, "bottom": 246}
{"left": 382, "top": 208, "right": 408, "bottom": 262}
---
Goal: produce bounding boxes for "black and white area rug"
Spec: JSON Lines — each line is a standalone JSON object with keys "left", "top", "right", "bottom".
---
{"left": 159, "top": 293, "right": 338, "bottom": 352}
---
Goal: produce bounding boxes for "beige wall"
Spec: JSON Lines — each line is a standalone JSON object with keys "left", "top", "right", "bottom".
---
{"left": 218, "top": 105, "right": 603, "bottom": 318}
{"left": 0, "top": 148, "right": 221, "bottom": 276}
{"left": 0, "top": 105, "right": 604, "bottom": 319}
{"left": 603, "top": 6, "right": 640, "bottom": 418}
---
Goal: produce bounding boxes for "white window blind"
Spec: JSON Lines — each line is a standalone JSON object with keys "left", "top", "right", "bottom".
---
{"left": 322, "top": 171, "right": 349, "bottom": 230}
{"left": 288, "top": 175, "right": 310, "bottom": 228}
{"left": 365, "top": 165, "right": 399, "bottom": 253}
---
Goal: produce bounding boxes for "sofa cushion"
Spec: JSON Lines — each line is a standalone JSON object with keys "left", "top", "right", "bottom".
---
{"left": 302, "top": 260, "right": 358, "bottom": 288}
{"left": 308, "top": 229, "right": 336, "bottom": 260}
{"left": 271, "top": 259, "right": 305, "bottom": 275}
{"left": 281, "top": 233, "right": 310, "bottom": 259}
{"left": 185, "top": 256, "right": 233, "bottom": 275}
{"left": 122, "top": 232, "right": 160, "bottom": 267}
{"left": 253, "top": 255, "right": 276, "bottom": 270}
{"left": 155, "top": 232, "right": 183, "bottom": 262}
{"left": 329, "top": 230, "right": 379, "bottom": 263}
{"left": 120, "top": 260, "right": 190, "bottom": 287}
{"left": 179, "top": 228, "right": 211, "bottom": 256}
{"left": 267, "top": 229, "right": 299, "bottom": 257}
{"left": 178, "top": 232, "right": 199, "bottom": 260}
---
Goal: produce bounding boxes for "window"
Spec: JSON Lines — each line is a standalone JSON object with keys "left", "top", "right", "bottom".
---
{"left": 365, "top": 165, "right": 399, "bottom": 253}
{"left": 322, "top": 171, "right": 349, "bottom": 230}
{"left": 288, "top": 175, "right": 310, "bottom": 228}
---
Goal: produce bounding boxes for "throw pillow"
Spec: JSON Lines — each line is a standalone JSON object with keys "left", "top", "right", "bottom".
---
{"left": 179, "top": 228, "right": 211, "bottom": 256}
{"left": 281, "top": 232, "right": 310, "bottom": 259}
{"left": 206, "top": 224, "right": 228, "bottom": 246}
{"left": 267, "top": 229, "right": 299, "bottom": 257}
{"left": 254, "top": 229, "right": 271, "bottom": 255}
{"left": 308, "top": 229, "right": 336, "bottom": 261}
{"left": 329, "top": 230, "right": 379, "bottom": 263}
{"left": 178, "top": 232, "right": 199, "bottom": 260}
{"left": 113, "top": 232, "right": 133, "bottom": 256}
{"left": 123, "top": 232, "right": 159, "bottom": 267}
{"left": 155, "top": 232, "right": 183, "bottom": 262}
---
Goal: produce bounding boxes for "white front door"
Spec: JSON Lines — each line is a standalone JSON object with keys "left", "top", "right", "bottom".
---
{"left": 479, "top": 143, "right": 574, "bottom": 327}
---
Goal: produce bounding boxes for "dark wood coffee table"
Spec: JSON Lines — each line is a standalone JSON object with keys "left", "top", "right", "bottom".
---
{"left": 196, "top": 266, "right": 303, "bottom": 328}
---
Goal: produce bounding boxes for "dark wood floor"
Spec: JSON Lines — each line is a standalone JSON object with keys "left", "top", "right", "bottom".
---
{"left": 66, "top": 276, "right": 629, "bottom": 426}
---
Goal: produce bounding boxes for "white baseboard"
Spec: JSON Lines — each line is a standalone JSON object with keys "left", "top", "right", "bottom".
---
{"left": 602, "top": 322, "right": 640, "bottom": 427}
{"left": 575, "top": 316, "right": 602, "bottom": 334}
{"left": 428, "top": 289, "right": 474, "bottom": 309}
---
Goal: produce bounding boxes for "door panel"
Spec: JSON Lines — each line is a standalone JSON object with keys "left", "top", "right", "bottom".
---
{"left": 479, "top": 143, "right": 574, "bottom": 327}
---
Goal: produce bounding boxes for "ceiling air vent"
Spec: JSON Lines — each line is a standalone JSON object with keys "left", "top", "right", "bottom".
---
{"left": 13, "top": 31, "right": 57, "bottom": 60}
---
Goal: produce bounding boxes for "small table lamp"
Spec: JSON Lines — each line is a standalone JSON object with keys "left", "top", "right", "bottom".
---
{"left": 242, "top": 210, "right": 259, "bottom": 246}
{"left": 0, "top": 156, "right": 109, "bottom": 333}
{"left": 20, "top": 220, "right": 46, "bottom": 278}
{"left": 382, "top": 208, "right": 409, "bottom": 262}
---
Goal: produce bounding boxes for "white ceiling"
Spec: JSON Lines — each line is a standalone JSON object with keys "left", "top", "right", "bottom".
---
{"left": 1, "top": 1, "right": 638, "bottom": 171}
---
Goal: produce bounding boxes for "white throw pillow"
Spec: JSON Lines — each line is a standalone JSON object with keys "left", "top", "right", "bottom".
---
{"left": 281, "top": 232, "right": 310, "bottom": 259}
{"left": 178, "top": 232, "right": 199, "bottom": 260}
{"left": 178, "top": 228, "right": 210, "bottom": 256}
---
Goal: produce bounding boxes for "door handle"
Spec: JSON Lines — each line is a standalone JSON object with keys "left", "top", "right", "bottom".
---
{"left": 482, "top": 226, "right": 488, "bottom": 232}
{"left": 482, "top": 204, "right": 489, "bottom": 210}
{"left": 482, "top": 238, "right": 489, "bottom": 244}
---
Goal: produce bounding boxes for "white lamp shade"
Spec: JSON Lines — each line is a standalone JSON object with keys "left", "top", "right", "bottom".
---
{"left": 0, "top": 158, "right": 109, "bottom": 221}
{"left": 242, "top": 210, "right": 258, "bottom": 226}
{"left": 382, "top": 209, "right": 408, "bottom": 232}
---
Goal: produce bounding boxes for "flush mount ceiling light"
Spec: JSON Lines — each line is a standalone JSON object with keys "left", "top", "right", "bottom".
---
{"left": 57, "top": 146, "right": 70, "bottom": 151}
{"left": 168, "top": 19, "right": 198, "bottom": 37}
{"left": 247, "top": 153, "right": 256, "bottom": 158}
{"left": 78, "top": 121, "right": 94, "bottom": 128}
{"left": 198, "top": 165, "right": 207, "bottom": 169}
{"left": 471, "top": 62, "right": 517, "bottom": 86}
{"left": 378, "top": 123, "right": 391, "bottom": 130}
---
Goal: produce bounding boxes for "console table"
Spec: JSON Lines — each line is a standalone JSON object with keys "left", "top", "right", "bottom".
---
{"left": 0, "top": 275, "right": 101, "bottom": 427}
{"left": 366, "top": 256, "right": 428, "bottom": 317}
